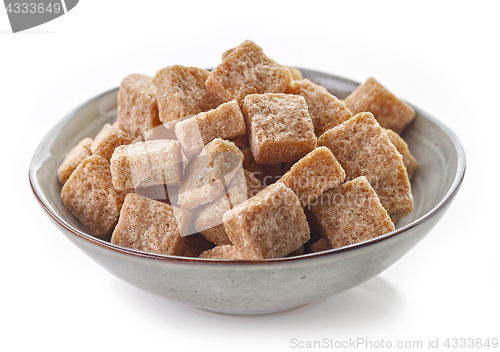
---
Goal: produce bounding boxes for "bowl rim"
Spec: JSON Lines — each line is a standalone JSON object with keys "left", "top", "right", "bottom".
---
{"left": 29, "top": 71, "right": 466, "bottom": 265}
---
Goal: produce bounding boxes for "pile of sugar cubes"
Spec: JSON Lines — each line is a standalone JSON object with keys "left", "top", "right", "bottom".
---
{"left": 58, "top": 40, "right": 417, "bottom": 260}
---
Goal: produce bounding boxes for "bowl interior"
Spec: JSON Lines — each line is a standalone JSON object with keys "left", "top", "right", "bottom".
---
{"left": 30, "top": 70, "right": 465, "bottom": 259}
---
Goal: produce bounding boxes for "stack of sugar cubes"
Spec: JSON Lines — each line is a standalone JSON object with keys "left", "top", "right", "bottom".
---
{"left": 58, "top": 40, "right": 417, "bottom": 259}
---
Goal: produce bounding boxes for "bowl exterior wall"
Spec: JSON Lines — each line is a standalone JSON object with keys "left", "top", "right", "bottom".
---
{"left": 45, "top": 197, "right": 453, "bottom": 314}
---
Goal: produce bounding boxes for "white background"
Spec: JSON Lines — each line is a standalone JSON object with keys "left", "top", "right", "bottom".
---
{"left": 1, "top": 1, "right": 499, "bottom": 351}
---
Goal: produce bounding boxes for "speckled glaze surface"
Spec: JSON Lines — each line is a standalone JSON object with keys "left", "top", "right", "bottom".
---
{"left": 29, "top": 69, "right": 466, "bottom": 315}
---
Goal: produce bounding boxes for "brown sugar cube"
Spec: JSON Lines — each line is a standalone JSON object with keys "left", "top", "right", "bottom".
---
{"left": 194, "top": 189, "right": 236, "bottom": 246}
{"left": 142, "top": 123, "right": 176, "bottom": 141}
{"left": 223, "top": 44, "right": 300, "bottom": 82}
{"left": 177, "top": 151, "right": 222, "bottom": 210}
{"left": 57, "top": 137, "right": 93, "bottom": 184}
{"left": 308, "top": 238, "right": 331, "bottom": 253}
{"left": 181, "top": 233, "right": 215, "bottom": 257}
{"left": 134, "top": 184, "right": 179, "bottom": 205}
{"left": 90, "top": 124, "right": 136, "bottom": 161}
{"left": 243, "top": 93, "right": 316, "bottom": 164}
{"left": 175, "top": 100, "right": 247, "bottom": 159}
{"left": 279, "top": 146, "right": 346, "bottom": 207}
{"left": 343, "top": 77, "right": 415, "bottom": 134}
{"left": 286, "top": 79, "right": 352, "bottom": 137}
{"left": 223, "top": 182, "right": 310, "bottom": 259}
{"left": 372, "top": 164, "right": 414, "bottom": 223}
{"left": 179, "top": 149, "right": 191, "bottom": 174}
{"left": 384, "top": 128, "right": 417, "bottom": 180}
{"left": 177, "top": 139, "right": 244, "bottom": 210}
{"left": 61, "top": 155, "right": 126, "bottom": 239}
{"left": 221, "top": 47, "right": 235, "bottom": 61}
{"left": 308, "top": 176, "right": 395, "bottom": 249}
{"left": 288, "top": 67, "right": 303, "bottom": 81}
{"left": 199, "top": 245, "right": 246, "bottom": 260}
{"left": 197, "top": 226, "right": 229, "bottom": 247}
{"left": 110, "top": 139, "right": 182, "bottom": 191}
{"left": 117, "top": 74, "right": 162, "bottom": 137}
{"left": 142, "top": 113, "right": 192, "bottom": 142}
{"left": 195, "top": 170, "right": 264, "bottom": 245}
{"left": 206, "top": 40, "right": 293, "bottom": 106}
{"left": 153, "top": 65, "right": 218, "bottom": 123}
{"left": 286, "top": 245, "right": 305, "bottom": 257}
{"left": 205, "top": 138, "right": 245, "bottom": 184}
{"left": 317, "top": 112, "right": 403, "bottom": 181}
{"left": 111, "top": 193, "right": 189, "bottom": 255}
{"left": 221, "top": 44, "right": 301, "bottom": 82}
{"left": 318, "top": 113, "right": 413, "bottom": 219}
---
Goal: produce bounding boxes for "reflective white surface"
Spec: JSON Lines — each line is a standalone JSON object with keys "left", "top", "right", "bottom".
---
{"left": 3, "top": 1, "right": 498, "bottom": 351}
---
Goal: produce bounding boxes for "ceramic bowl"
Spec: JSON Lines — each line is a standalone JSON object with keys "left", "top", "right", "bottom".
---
{"left": 29, "top": 69, "right": 466, "bottom": 315}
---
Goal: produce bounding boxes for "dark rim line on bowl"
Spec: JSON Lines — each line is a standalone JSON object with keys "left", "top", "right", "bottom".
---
{"left": 29, "top": 74, "right": 466, "bottom": 265}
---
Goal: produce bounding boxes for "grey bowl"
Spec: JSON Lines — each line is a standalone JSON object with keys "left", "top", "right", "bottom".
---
{"left": 29, "top": 69, "right": 466, "bottom": 315}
